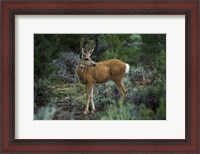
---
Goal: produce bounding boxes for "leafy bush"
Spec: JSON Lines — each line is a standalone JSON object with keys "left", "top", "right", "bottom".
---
{"left": 137, "top": 104, "right": 155, "bottom": 120}
{"left": 34, "top": 78, "right": 53, "bottom": 105}
{"left": 93, "top": 102, "right": 155, "bottom": 120}
{"left": 34, "top": 104, "right": 57, "bottom": 120}
{"left": 52, "top": 52, "right": 79, "bottom": 82}
{"left": 155, "top": 97, "right": 166, "bottom": 120}
{"left": 93, "top": 81, "right": 119, "bottom": 107}
{"left": 101, "top": 34, "right": 142, "bottom": 65}
{"left": 96, "top": 103, "right": 135, "bottom": 120}
{"left": 34, "top": 34, "right": 61, "bottom": 80}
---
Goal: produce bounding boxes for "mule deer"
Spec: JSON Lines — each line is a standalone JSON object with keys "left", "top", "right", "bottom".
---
{"left": 76, "top": 39, "right": 129, "bottom": 115}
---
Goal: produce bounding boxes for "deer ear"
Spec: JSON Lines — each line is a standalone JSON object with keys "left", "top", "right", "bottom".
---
{"left": 89, "top": 48, "right": 94, "bottom": 55}
{"left": 81, "top": 48, "right": 85, "bottom": 57}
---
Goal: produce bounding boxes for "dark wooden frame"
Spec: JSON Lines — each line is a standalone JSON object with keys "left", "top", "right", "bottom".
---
{"left": 0, "top": 0, "right": 199, "bottom": 153}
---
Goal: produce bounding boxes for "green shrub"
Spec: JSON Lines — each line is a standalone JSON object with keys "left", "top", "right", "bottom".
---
{"left": 93, "top": 81, "right": 119, "bottom": 107}
{"left": 34, "top": 78, "right": 53, "bottom": 105}
{"left": 98, "top": 103, "right": 136, "bottom": 120}
{"left": 34, "top": 34, "right": 61, "bottom": 80}
{"left": 34, "top": 105, "right": 56, "bottom": 120}
{"left": 155, "top": 97, "right": 166, "bottom": 120}
{"left": 137, "top": 104, "right": 155, "bottom": 120}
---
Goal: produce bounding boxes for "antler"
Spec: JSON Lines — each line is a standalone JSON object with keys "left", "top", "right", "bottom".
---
{"left": 88, "top": 40, "right": 95, "bottom": 49}
{"left": 80, "top": 37, "right": 85, "bottom": 57}
{"left": 80, "top": 37, "right": 84, "bottom": 51}
{"left": 88, "top": 40, "right": 95, "bottom": 55}
{"left": 80, "top": 38, "right": 95, "bottom": 56}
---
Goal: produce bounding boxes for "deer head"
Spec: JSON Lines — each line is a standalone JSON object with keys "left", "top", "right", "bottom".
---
{"left": 80, "top": 48, "right": 96, "bottom": 67}
{"left": 79, "top": 38, "right": 96, "bottom": 67}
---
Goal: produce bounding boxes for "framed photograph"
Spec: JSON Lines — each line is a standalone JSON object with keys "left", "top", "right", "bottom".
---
{"left": 1, "top": 0, "right": 199, "bottom": 153}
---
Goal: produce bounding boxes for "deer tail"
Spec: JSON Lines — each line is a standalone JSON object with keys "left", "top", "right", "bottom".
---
{"left": 125, "top": 63, "right": 130, "bottom": 74}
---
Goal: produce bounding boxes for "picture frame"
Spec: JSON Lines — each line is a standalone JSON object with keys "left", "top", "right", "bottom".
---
{"left": 1, "top": 0, "right": 199, "bottom": 153}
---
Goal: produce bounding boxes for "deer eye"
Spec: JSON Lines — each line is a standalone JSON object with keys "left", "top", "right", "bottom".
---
{"left": 85, "top": 58, "right": 89, "bottom": 61}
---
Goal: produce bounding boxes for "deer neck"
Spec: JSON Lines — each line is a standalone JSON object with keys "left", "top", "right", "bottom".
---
{"left": 76, "top": 62, "right": 90, "bottom": 83}
{"left": 77, "top": 63, "right": 87, "bottom": 74}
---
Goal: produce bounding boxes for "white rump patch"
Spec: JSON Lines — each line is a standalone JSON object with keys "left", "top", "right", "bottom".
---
{"left": 125, "top": 63, "right": 130, "bottom": 73}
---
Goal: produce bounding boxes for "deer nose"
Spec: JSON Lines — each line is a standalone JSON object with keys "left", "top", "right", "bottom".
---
{"left": 93, "top": 63, "right": 96, "bottom": 66}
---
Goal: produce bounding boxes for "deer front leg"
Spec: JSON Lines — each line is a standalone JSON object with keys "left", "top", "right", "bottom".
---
{"left": 83, "top": 84, "right": 89, "bottom": 115}
{"left": 83, "top": 92, "right": 90, "bottom": 115}
{"left": 83, "top": 83, "right": 94, "bottom": 115}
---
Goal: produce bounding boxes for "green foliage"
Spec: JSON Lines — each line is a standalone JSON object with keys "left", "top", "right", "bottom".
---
{"left": 57, "top": 34, "right": 97, "bottom": 55}
{"left": 34, "top": 105, "right": 57, "bottom": 120}
{"left": 93, "top": 103, "right": 156, "bottom": 120}
{"left": 137, "top": 104, "right": 155, "bottom": 120}
{"left": 34, "top": 78, "right": 53, "bottom": 105}
{"left": 155, "top": 97, "right": 166, "bottom": 120}
{"left": 34, "top": 34, "right": 61, "bottom": 80}
{"left": 139, "top": 34, "right": 166, "bottom": 67}
{"left": 155, "top": 49, "right": 166, "bottom": 76}
{"left": 98, "top": 103, "right": 135, "bottom": 120}
{"left": 102, "top": 47, "right": 139, "bottom": 66}
{"left": 93, "top": 81, "right": 118, "bottom": 106}
{"left": 100, "top": 34, "right": 128, "bottom": 50}
{"left": 101, "top": 34, "right": 141, "bottom": 65}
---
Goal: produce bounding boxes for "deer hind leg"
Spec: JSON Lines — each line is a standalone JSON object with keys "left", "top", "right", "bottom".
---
{"left": 122, "top": 82, "right": 127, "bottom": 94}
{"left": 114, "top": 80, "right": 126, "bottom": 104}
{"left": 118, "top": 77, "right": 127, "bottom": 94}
{"left": 119, "top": 84, "right": 126, "bottom": 104}
{"left": 122, "top": 77, "right": 127, "bottom": 94}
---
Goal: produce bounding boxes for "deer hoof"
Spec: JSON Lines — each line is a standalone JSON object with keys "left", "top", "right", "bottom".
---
{"left": 83, "top": 110, "right": 89, "bottom": 115}
{"left": 91, "top": 109, "right": 96, "bottom": 114}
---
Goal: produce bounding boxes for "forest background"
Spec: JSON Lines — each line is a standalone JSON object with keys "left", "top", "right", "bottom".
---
{"left": 34, "top": 34, "right": 166, "bottom": 120}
